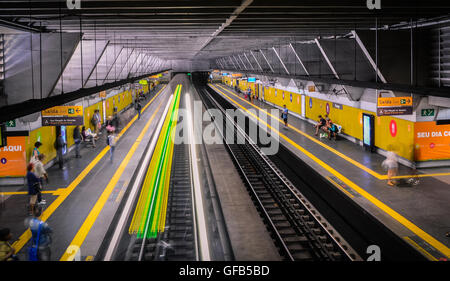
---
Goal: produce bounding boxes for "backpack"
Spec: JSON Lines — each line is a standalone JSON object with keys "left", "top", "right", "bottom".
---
{"left": 28, "top": 219, "right": 43, "bottom": 261}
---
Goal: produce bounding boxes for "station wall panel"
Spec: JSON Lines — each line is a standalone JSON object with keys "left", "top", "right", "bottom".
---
{"left": 306, "top": 96, "right": 414, "bottom": 160}
{"left": 23, "top": 82, "right": 154, "bottom": 167}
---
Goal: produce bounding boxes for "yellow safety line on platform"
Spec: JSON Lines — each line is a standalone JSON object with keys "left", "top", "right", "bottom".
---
{"left": 214, "top": 84, "right": 450, "bottom": 180}
{"left": 10, "top": 85, "right": 166, "bottom": 255}
{"left": 403, "top": 236, "right": 438, "bottom": 261}
{"left": 60, "top": 99, "right": 164, "bottom": 261}
{"left": 210, "top": 84, "right": 450, "bottom": 259}
{"left": 0, "top": 190, "right": 58, "bottom": 196}
{"left": 85, "top": 256, "right": 94, "bottom": 261}
{"left": 326, "top": 177, "right": 355, "bottom": 198}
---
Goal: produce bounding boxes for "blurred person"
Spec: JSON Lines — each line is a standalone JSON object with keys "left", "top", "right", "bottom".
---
{"left": 73, "top": 125, "right": 82, "bottom": 158}
{"left": 27, "top": 163, "right": 40, "bottom": 215}
{"left": 107, "top": 131, "right": 116, "bottom": 163}
{"left": 92, "top": 109, "right": 101, "bottom": 135}
{"left": 382, "top": 147, "right": 399, "bottom": 186}
{"left": 34, "top": 154, "right": 48, "bottom": 205}
{"left": 81, "top": 126, "right": 96, "bottom": 147}
{"left": 55, "top": 132, "right": 66, "bottom": 170}
{"left": 26, "top": 206, "right": 52, "bottom": 261}
{"left": 31, "top": 141, "right": 42, "bottom": 163}
{"left": 0, "top": 228, "right": 18, "bottom": 261}
{"left": 281, "top": 105, "right": 289, "bottom": 128}
{"left": 135, "top": 100, "right": 142, "bottom": 120}
{"left": 106, "top": 116, "right": 115, "bottom": 133}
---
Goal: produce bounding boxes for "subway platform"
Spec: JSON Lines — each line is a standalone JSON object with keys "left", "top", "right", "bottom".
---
{"left": 208, "top": 83, "right": 450, "bottom": 260}
{"left": 0, "top": 84, "right": 170, "bottom": 261}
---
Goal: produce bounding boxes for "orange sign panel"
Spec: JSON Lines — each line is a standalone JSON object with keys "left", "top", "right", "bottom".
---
{"left": 0, "top": 136, "right": 27, "bottom": 177}
{"left": 308, "top": 86, "right": 315, "bottom": 92}
{"left": 231, "top": 73, "right": 242, "bottom": 77}
{"left": 99, "top": 91, "right": 107, "bottom": 98}
{"left": 414, "top": 122, "right": 450, "bottom": 161}
{"left": 377, "top": 96, "right": 413, "bottom": 107}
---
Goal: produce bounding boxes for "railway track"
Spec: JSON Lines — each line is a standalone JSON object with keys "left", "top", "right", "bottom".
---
{"left": 196, "top": 84, "right": 357, "bottom": 261}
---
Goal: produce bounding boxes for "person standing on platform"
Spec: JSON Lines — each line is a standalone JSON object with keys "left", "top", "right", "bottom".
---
{"left": 382, "top": 147, "right": 399, "bottom": 186}
{"left": 55, "top": 132, "right": 66, "bottom": 170}
{"left": 92, "top": 109, "right": 101, "bottom": 135}
{"left": 0, "top": 228, "right": 18, "bottom": 261}
{"left": 281, "top": 105, "right": 289, "bottom": 128}
{"left": 107, "top": 131, "right": 116, "bottom": 163}
{"left": 135, "top": 100, "right": 142, "bottom": 120}
{"left": 112, "top": 110, "right": 120, "bottom": 132}
{"left": 34, "top": 154, "right": 47, "bottom": 205}
{"left": 25, "top": 206, "right": 52, "bottom": 261}
{"left": 31, "top": 141, "right": 42, "bottom": 163}
{"left": 73, "top": 126, "right": 82, "bottom": 158}
{"left": 27, "top": 163, "right": 40, "bottom": 216}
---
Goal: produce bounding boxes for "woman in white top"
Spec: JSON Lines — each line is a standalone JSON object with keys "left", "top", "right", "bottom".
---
{"left": 382, "top": 150, "right": 398, "bottom": 186}
{"left": 34, "top": 154, "right": 48, "bottom": 204}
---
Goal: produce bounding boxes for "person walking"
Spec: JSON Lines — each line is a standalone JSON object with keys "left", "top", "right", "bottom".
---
{"left": 0, "top": 228, "right": 18, "bottom": 261}
{"left": 27, "top": 163, "right": 40, "bottom": 216}
{"left": 135, "top": 100, "right": 142, "bottom": 120}
{"left": 107, "top": 131, "right": 116, "bottom": 163}
{"left": 382, "top": 148, "right": 399, "bottom": 186}
{"left": 281, "top": 105, "right": 289, "bottom": 128}
{"left": 73, "top": 126, "right": 82, "bottom": 158}
{"left": 55, "top": 132, "right": 66, "bottom": 170}
{"left": 25, "top": 206, "right": 52, "bottom": 261}
{"left": 34, "top": 154, "right": 48, "bottom": 205}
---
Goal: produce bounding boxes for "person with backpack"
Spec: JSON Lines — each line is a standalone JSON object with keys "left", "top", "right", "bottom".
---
{"left": 327, "top": 120, "right": 338, "bottom": 140}
{"left": 26, "top": 206, "right": 52, "bottom": 261}
{"left": 135, "top": 100, "right": 142, "bottom": 120}
{"left": 281, "top": 105, "right": 289, "bottom": 128}
{"left": 107, "top": 131, "right": 116, "bottom": 163}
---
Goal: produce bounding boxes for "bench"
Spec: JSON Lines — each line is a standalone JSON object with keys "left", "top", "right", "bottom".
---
{"left": 319, "top": 123, "right": 342, "bottom": 139}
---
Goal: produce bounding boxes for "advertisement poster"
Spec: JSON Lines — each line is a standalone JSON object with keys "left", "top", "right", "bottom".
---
{"left": 0, "top": 136, "right": 27, "bottom": 177}
{"left": 414, "top": 121, "right": 450, "bottom": 161}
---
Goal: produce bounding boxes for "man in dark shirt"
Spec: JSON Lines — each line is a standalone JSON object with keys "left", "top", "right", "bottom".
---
{"left": 314, "top": 115, "right": 326, "bottom": 136}
{"left": 135, "top": 101, "right": 142, "bottom": 120}
{"left": 73, "top": 126, "right": 81, "bottom": 158}
{"left": 55, "top": 132, "right": 66, "bottom": 169}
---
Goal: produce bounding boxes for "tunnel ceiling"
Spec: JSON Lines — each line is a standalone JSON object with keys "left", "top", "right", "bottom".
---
{"left": 1, "top": 0, "right": 450, "bottom": 61}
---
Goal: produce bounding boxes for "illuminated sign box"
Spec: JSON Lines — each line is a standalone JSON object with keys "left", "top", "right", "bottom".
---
{"left": 377, "top": 96, "right": 413, "bottom": 116}
{"left": 41, "top": 106, "right": 84, "bottom": 126}
{"left": 248, "top": 77, "right": 256, "bottom": 82}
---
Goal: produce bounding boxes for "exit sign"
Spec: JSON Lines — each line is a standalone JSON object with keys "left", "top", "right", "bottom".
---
{"left": 6, "top": 120, "right": 16, "bottom": 127}
{"left": 421, "top": 109, "right": 435, "bottom": 117}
